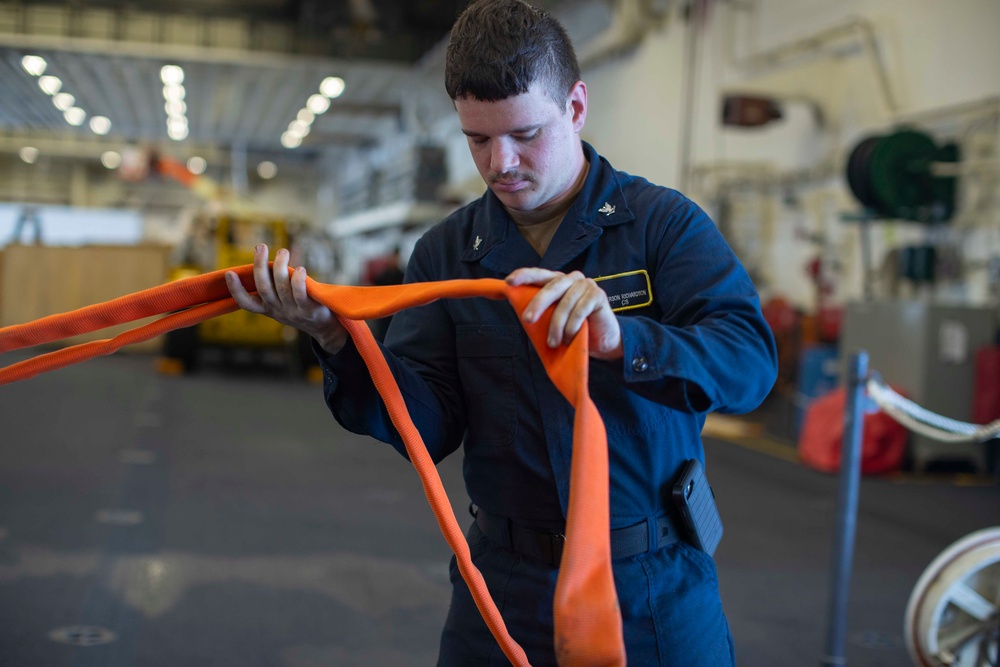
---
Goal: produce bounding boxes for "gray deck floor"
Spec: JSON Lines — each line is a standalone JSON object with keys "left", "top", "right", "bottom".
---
{"left": 1, "top": 352, "right": 997, "bottom": 666}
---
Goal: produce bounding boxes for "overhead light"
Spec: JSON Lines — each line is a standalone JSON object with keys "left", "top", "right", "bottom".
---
{"left": 53, "top": 92, "right": 75, "bottom": 111}
{"left": 165, "top": 100, "right": 187, "bottom": 116}
{"left": 163, "top": 84, "right": 185, "bottom": 102}
{"left": 101, "top": 151, "right": 122, "bottom": 169}
{"left": 163, "top": 74, "right": 189, "bottom": 140}
{"left": 90, "top": 116, "right": 112, "bottom": 135}
{"left": 280, "top": 131, "right": 302, "bottom": 149}
{"left": 186, "top": 156, "right": 207, "bottom": 175}
{"left": 296, "top": 108, "right": 315, "bottom": 125}
{"left": 168, "top": 124, "right": 188, "bottom": 141}
{"left": 289, "top": 120, "right": 310, "bottom": 137}
{"left": 160, "top": 65, "right": 185, "bottom": 85}
{"left": 64, "top": 107, "right": 86, "bottom": 126}
{"left": 320, "top": 76, "right": 345, "bottom": 99}
{"left": 257, "top": 161, "right": 277, "bottom": 179}
{"left": 38, "top": 75, "right": 62, "bottom": 95}
{"left": 21, "top": 55, "right": 47, "bottom": 76}
{"left": 306, "top": 94, "right": 330, "bottom": 115}
{"left": 167, "top": 117, "right": 188, "bottom": 133}
{"left": 19, "top": 146, "right": 40, "bottom": 164}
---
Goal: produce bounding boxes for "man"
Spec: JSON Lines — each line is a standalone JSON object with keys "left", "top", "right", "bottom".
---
{"left": 226, "top": 0, "right": 777, "bottom": 664}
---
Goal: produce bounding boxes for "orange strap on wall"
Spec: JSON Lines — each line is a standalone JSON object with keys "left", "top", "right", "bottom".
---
{"left": 0, "top": 265, "right": 626, "bottom": 667}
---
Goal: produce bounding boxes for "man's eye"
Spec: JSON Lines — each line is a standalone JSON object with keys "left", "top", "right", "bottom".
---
{"left": 470, "top": 137, "right": 488, "bottom": 146}
{"left": 515, "top": 132, "right": 538, "bottom": 142}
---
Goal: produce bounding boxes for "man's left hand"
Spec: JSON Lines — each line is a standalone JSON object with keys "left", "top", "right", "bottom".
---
{"left": 506, "top": 268, "right": 623, "bottom": 360}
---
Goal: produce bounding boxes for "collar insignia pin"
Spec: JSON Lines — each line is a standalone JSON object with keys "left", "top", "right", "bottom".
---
{"left": 473, "top": 235, "right": 482, "bottom": 251}
{"left": 599, "top": 202, "right": 616, "bottom": 215}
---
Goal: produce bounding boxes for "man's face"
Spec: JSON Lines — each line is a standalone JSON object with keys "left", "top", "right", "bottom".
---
{"left": 455, "top": 81, "right": 587, "bottom": 219}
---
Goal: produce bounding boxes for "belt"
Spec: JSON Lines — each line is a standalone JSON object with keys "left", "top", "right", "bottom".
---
{"left": 473, "top": 506, "right": 680, "bottom": 568}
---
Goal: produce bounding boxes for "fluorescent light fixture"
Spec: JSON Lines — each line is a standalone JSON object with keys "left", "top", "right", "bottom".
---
{"left": 320, "top": 76, "right": 345, "bottom": 99}
{"left": 38, "top": 75, "right": 62, "bottom": 95}
{"left": 186, "top": 156, "right": 207, "bottom": 175}
{"left": 53, "top": 92, "right": 75, "bottom": 111}
{"left": 90, "top": 116, "right": 112, "bottom": 135}
{"left": 101, "top": 151, "right": 122, "bottom": 169}
{"left": 167, "top": 117, "right": 188, "bottom": 134}
{"left": 19, "top": 146, "right": 40, "bottom": 164}
{"left": 21, "top": 55, "right": 47, "bottom": 76}
{"left": 160, "top": 65, "right": 185, "bottom": 85}
{"left": 64, "top": 107, "right": 86, "bottom": 126}
{"left": 165, "top": 100, "right": 187, "bottom": 116}
{"left": 163, "top": 84, "right": 185, "bottom": 102}
{"left": 167, "top": 124, "right": 189, "bottom": 141}
{"left": 296, "top": 108, "right": 315, "bottom": 125}
{"left": 306, "top": 93, "right": 330, "bottom": 114}
{"left": 257, "top": 161, "right": 277, "bottom": 179}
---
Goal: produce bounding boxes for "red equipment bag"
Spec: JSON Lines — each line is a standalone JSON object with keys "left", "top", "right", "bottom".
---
{"left": 798, "top": 386, "right": 908, "bottom": 475}
{"left": 973, "top": 345, "right": 1000, "bottom": 425}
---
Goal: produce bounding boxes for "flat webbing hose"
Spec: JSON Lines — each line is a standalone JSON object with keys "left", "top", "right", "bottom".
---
{"left": 0, "top": 265, "right": 626, "bottom": 667}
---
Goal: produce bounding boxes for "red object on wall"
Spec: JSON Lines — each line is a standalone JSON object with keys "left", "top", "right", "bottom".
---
{"left": 818, "top": 305, "right": 843, "bottom": 343}
{"left": 973, "top": 345, "right": 1000, "bottom": 424}
{"left": 762, "top": 296, "right": 797, "bottom": 335}
{"left": 798, "top": 387, "right": 908, "bottom": 475}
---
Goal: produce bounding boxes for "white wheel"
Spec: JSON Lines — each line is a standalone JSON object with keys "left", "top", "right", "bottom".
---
{"left": 905, "top": 527, "right": 1000, "bottom": 666}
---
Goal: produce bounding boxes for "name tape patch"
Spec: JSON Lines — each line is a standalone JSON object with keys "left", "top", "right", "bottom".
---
{"left": 594, "top": 269, "right": 653, "bottom": 312}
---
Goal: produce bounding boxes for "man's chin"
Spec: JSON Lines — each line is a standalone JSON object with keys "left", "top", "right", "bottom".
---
{"left": 490, "top": 188, "right": 535, "bottom": 211}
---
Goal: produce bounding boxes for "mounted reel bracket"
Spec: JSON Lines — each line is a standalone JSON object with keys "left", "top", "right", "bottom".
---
{"left": 846, "top": 128, "right": 960, "bottom": 223}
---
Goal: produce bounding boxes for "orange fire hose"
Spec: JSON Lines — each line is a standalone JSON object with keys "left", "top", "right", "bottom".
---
{"left": 0, "top": 265, "right": 625, "bottom": 667}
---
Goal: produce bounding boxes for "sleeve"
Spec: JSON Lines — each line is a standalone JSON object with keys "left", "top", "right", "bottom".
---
{"left": 610, "top": 193, "right": 777, "bottom": 415}
{"left": 315, "top": 236, "right": 467, "bottom": 463}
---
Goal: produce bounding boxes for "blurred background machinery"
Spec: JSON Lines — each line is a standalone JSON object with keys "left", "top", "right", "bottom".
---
{"left": 160, "top": 211, "right": 321, "bottom": 375}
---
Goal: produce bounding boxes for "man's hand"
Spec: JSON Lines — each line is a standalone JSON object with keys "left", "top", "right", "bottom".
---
{"left": 506, "top": 268, "right": 623, "bottom": 360}
{"left": 225, "top": 244, "right": 348, "bottom": 356}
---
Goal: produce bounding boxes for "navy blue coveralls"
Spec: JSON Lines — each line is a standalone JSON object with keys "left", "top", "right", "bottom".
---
{"left": 316, "top": 142, "right": 778, "bottom": 665}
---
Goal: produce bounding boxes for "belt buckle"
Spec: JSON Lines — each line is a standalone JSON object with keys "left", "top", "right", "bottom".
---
{"left": 539, "top": 531, "right": 566, "bottom": 567}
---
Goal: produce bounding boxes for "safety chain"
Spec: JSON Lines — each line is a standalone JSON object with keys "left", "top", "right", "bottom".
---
{"left": 865, "top": 374, "right": 1000, "bottom": 443}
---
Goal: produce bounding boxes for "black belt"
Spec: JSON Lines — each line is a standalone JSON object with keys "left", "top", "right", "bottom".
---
{"left": 473, "top": 506, "right": 680, "bottom": 568}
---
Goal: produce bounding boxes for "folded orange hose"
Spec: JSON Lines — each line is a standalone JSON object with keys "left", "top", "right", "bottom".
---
{"left": 0, "top": 265, "right": 625, "bottom": 667}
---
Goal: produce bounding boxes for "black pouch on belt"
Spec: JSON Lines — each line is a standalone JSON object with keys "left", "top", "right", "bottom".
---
{"left": 671, "top": 458, "right": 724, "bottom": 556}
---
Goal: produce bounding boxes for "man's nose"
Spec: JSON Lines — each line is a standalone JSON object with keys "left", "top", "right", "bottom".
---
{"left": 490, "top": 139, "right": 519, "bottom": 174}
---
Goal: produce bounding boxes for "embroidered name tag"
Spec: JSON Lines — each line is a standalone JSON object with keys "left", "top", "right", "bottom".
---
{"left": 594, "top": 269, "right": 653, "bottom": 312}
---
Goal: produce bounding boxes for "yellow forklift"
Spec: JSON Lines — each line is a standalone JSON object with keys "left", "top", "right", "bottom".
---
{"left": 159, "top": 212, "right": 317, "bottom": 377}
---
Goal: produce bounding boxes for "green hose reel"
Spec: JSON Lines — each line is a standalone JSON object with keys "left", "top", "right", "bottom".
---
{"left": 846, "top": 129, "right": 959, "bottom": 223}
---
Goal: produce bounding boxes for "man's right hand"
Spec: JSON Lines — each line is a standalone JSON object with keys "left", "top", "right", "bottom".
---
{"left": 225, "top": 243, "right": 348, "bottom": 356}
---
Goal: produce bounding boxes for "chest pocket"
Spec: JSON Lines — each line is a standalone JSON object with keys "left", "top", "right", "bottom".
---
{"left": 455, "top": 324, "right": 520, "bottom": 449}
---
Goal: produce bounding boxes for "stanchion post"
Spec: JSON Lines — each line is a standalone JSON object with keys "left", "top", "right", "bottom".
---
{"left": 820, "top": 350, "right": 869, "bottom": 667}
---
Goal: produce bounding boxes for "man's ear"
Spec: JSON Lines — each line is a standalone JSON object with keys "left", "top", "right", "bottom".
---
{"left": 567, "top": 80, "right": 587, "bottom": 132}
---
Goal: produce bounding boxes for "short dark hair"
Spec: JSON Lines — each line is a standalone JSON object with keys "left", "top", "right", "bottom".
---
{"left": 445, "top": 0, "right": 581, "bottom": 105}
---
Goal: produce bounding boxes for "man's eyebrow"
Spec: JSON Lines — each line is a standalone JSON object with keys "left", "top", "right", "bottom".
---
{"left": 461, "top": 124, "right": 543, "bottom": 138}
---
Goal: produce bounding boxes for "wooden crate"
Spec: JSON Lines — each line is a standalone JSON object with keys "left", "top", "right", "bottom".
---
{"left": 0, "top": 244, "right": 173, "bottom": 352}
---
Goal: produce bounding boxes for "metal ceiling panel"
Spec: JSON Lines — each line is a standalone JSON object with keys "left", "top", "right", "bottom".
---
{"left": 0, "top": 45, "right": 415, "bottom": 155}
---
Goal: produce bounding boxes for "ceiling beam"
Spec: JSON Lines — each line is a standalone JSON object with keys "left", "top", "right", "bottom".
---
{"left": 0, "top": 2, "right": 431, "bottom": 66}
{"left": 0, "top": 129, "right": 224, "bottom": 161}
{"left": 0, "top": 29, "right": 350, "bottom": 68}
{"left": 303, "top": 131, "right": 380, "bottom": 149}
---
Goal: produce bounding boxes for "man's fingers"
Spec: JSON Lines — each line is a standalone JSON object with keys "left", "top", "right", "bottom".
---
{"left": 272, "top": 248, "right": 294, "bottom": 305}
{"left": 507, "top": 267, "right": 623, "bottom": 356}
{"left": 546, "top": 278, "right": 595, "bottom": 346}
{"left": 521, "top": 271, "right": 579, "bottom": 323}
{"left": 548, "top": 280, "right": 587, "bottom": 339}
{"left": 252, "top": 243, "right": 278, "bottom": 306}
{"left": 506, "top": 266, "right": 558, "bottom": 286}
{"left": 290, "top": 266, "right": 312, "bottom": 308}
{"left": 563, "top": 283, "right": 608, "bottom": 338}
{"left": 225, "top": 271, "right": 265, "bottom": 313}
